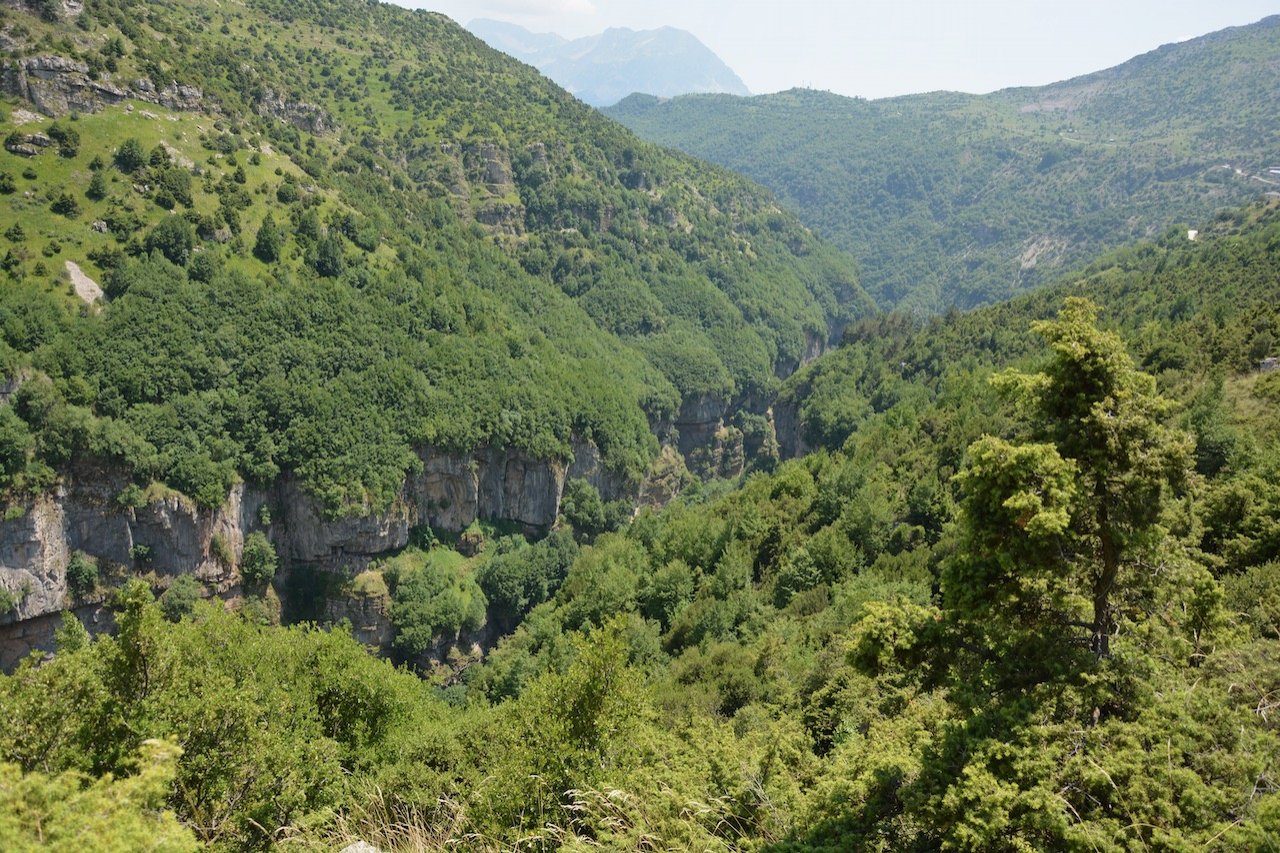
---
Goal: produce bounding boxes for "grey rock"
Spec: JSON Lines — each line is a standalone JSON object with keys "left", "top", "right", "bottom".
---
{"left": 338, "top": 842, "right": 384, "bottom": 853}
{"left": 255, "top": 89, "right": 332, "bottom": 133}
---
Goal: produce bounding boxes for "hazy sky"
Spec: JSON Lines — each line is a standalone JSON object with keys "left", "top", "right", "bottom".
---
{"left": 391, "top": 0, "right": 1278, "bottom": 99}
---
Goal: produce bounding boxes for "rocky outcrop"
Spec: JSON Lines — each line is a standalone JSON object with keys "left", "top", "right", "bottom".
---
{"left": 566, "top": 437, "right": 637, "bottom": 502}
{"left": 0, "top": 438, "right": 630, "bottom": 668}
{"left": 0, "top": 54, "right": 207, "bottom": 117}
{"left": 324, "top": 584, "right": 393, "bottom": 648}
{"left": 465, "top": 142, "right": 515, "bottom": 195}
{"left": 771, "top": 399, "right": 811, "bottom": 461}
{"left": 3, "top": 1, "right": 84, "bottom": 22}
{"left": 674, "top": 394, "right": 730, "bottom": 479}
{"left": 637, "top": 445, "right": 695, "bottom": 508}
{"left": 774, "top": 327, "right": 830, "bottom": 379}
{"left": 255, "top": 89, "right": 332, "bottom": 134}
{"left": 474, "top": 201, "right": 524, "bottom": 236}
{"left": 132, "top": 77, "right": 205, "bottom": 112}
{"left": 0, "top": 465, "right": 254, "bottom": 669}
{"left": 686, "top": 425, "right": 745, "bottom": 481}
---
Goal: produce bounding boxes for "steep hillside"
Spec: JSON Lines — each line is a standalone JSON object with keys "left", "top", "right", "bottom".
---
{"left": 607, "top": 16, "right": 1280, "bottom": 313}
{"left": 0, "top": 0, "right": 867, "bottom": 504}
{"left": 469, "top": 19, "right": 751, "bottom": 107}
{"left": 0, "top": 0, "right": 869, "bottom": 649}
{"left": 3, "top": 201, "right": 1279, "bottom": 851}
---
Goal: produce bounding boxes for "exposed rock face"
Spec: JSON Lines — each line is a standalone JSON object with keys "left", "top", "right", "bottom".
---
{"left": 675, "top": 393, "right": 729, "bottom": 478}
{"left": 0, "top": 466, "right": 252, "bottom": 668}
{"left": 774, "top": 327, "right": 830, "bottom": 379}
{"left": 467, "top": 142, "right": 514, "bottom": 194}
{"left": 0, "top": 439, "right": 625, "bottom": 668}
{"left": 566, "top": 437, "right": 636, "bottom": 501}
{"left": 637, "top": 445, "right": 694, "bottom": 507}
{"left": 0, "top": 54, "right": 206, "bottom": 117}
{"left": 771, "top": 398, "right": 811, "bottom": 461}
{"left": 324, "top": 590, "right": 393, "bottom": 649}
{"left": 255, "top": 89, "right": 333, "bottom": 134}
{"left": 685, "top": 425, "right": 744, "bottom": 481}
{"left": 474, "top": 201, "right": 524, "bottom": 236}
{"left": 133, "top": 77, "right": 205, "bottom": 112}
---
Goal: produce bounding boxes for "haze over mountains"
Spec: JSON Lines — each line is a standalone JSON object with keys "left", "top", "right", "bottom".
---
{"left": 608, "top": 15, "right": 1280, "bottom": 313}
{"left": 467, "top": 18, "right": 750, "bottom": 106}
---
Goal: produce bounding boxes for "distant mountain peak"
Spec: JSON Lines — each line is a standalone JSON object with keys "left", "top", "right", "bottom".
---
{"left": 467, "top": 19, "right": 750, "bottom": 107}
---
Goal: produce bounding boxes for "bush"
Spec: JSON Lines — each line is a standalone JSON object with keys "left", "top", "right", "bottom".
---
{"left": 47, "top": 122, "right": 79, "bottom": 158}
{"left": 391, "top": 554, "right": 487, "bottom": 655}
{"left": 240, "top": 532, "right": 277, "bottom": 588}
{"left": 50, "top": 193, "right": 81, "bottom": 218}
{"left": 114, "top": 138, "right": 148, "bottom": 173}
{"left": 66, "top": 551, "right": 98, "bottom": 599}
{"left": 143, "top": 216, "right": 196, "bottom": 266}
{"left": 187, "top": 250, "right": 222, "bottom": 283}
{"left": 308, "top": 234, "right": 344, "bottom": 277}
{"left": 253, "top": 214, "right": 282, "bottom": 262}
{"left": 159, "top": 574, "right": 204, "bottom": 622}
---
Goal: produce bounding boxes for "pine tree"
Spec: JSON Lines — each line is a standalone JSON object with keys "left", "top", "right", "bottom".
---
{"left": 252, "top": 214, "right": 282, "bottom": 263}
{"left": 946, "top": 297, "right": 1192, "bottom": 663}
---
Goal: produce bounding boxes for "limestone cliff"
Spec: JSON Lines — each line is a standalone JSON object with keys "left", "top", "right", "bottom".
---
{"left": 0, "top": 439, "right": 624, "bottom": 668}
{"left": 0, "top": 54, "right": 206, "bottom": 116}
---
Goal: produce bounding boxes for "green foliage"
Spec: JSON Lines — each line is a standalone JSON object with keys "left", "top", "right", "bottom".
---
{"left": 113, "top": 138, "right": 147, "bottom": 173}
{"left": 0, "top": 0, "right": 874, "bottom": 516}
{"left": 49, "top": 192, "right": 79, "bottom": 218}
{"left": 64, "top": 551, "right": 97, "bottom": 600}
{"left": 46, "top": 121, "right": 79, "bottom": 159}
{"left": 142, "top": 216, "right": 194, "bottom": 266}
{"left": 239, "top": 532, "right": 277, "bottom": 588}
{"left": 158, "top": 575, "right": 203, "bottom": 622}
{"left": 559, "top": 477, "right": 629, "bottom": 542}
{"left": 608, "top": 19, "right": 1280, "bottom": 313}
{"left": 388, "top": 549, "right": 487, "bottom": 655}
{"left": 0, "top": 5, "right": 1274, "bottom": 850}
{"left": 475, "top": 530, "right": 577, "bottom": 632}
{"left": 252, "top": 213, "right": 282, "bottom": 263}
{"left": 0, "top": 741, "right": 197, "bottom": 851}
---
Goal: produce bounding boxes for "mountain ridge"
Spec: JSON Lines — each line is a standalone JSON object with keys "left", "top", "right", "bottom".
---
{"left": 468, "top": 18, "right": 750, "bottom": 106}
{"left": 606, "top": 14, "right": 1280, "bottom": 313}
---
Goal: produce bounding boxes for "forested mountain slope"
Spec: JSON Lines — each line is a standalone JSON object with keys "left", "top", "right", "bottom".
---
{"left": 3, "top": 202, "right": 1279, "bottom": 850}
{"left": 0, "top": 0, "right": 867, "bottom": 517}
{"left": 607, "top": 15, "right": 1280, "bottom": 313}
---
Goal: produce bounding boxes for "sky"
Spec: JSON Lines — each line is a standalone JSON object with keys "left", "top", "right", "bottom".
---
{"left": 391, "top": 0, "right": 1279, "bottom": 99}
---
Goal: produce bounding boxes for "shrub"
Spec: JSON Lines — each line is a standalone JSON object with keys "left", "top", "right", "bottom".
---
{"left": 50, "top": 193, "right": 81, "bottom": 218}
{"left": 66, "top": 551, "right": 98, "bottom": 599}
{"left": 240, "top": 532, "right": 277, "bottom": 588}
{"left": 253, "top": 214, "right": 282, "bottom": 262}
{"left": 47, "top": 122, "right": 79, "bottom": 158}
{"left": 143, "top": 216, "right": 196, "bottom": 266}
{"left": 391, "top": 555, "right": 487, "bottom": 655}
{"left": 159, "top": 574, "right": 204, "bottom": 622}
{"left": 114, "top": 137, "right": 148, "bottom": 173}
